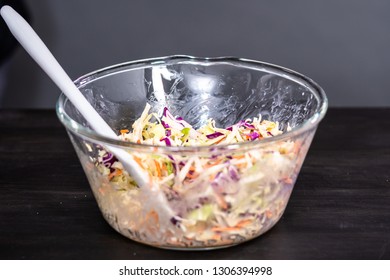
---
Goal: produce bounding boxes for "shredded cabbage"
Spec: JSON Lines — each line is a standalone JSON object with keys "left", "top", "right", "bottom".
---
{"left": 93, "top": 103, "right": 299, "bottom": 248}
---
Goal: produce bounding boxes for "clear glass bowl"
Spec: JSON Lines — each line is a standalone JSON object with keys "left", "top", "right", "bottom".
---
{"left": 56, "top": 55, "right": 327, "bottom": 250}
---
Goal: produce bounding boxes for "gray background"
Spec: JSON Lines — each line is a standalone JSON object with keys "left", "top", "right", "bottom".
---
{"left": 1, "top": 0, "right": 390, "bottom": 108}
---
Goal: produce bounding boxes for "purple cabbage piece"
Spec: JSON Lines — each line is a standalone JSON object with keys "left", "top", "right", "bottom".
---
{"left": 228, "top": 165, "right": 240, "bottom": 181}
{"left": 227, "top": 120, "right": 255, "bottom": 131}
{"left": 163, "top": 107, "right": 186, "bottom": 128}
{"left": 248, "top": 131, "right": 260, "bottom": 141}
{"left": 198, "top": 196, "right": 210, "bottom": 205}
{"left": 161, "top": 120, "right": 169, "bottom": 129}
{"left": 160, "top": 137, "right": 172, "bottom": 146}
{"left": 163, "top": 107, "right": 169, "bottom": 117}
{"left": 237, "top": 120, "right": 255, "bottom": 129}
{"left": 175, "top": 119, "right": 186, "bottom": 128}
{"left": 161, "top": 120, "right": 172, "bottom": 136}
{"left": 242, "top": 122, "right": 255, "bottom": 129}
{"left": 210, "top": 165, "right": 241, "bottom": 195}
{"left": 170, "top": 216, "right": 180, "bottom": 226}
{"left": 102, "top": 152, "right": 117, "bottom": 171}
{"left": 206, "top": 132, "right": 224, "bottom": 139}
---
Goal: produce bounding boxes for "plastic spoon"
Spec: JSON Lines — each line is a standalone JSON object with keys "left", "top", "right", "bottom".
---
{"left": 0, "top": 5, "right": 176, "bottom": 224}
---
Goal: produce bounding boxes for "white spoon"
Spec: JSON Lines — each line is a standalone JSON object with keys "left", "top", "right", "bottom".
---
{"left": 1, "top": 5, "right": 176, "bottom": 224}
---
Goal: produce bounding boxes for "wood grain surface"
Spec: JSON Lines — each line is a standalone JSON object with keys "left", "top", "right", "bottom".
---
{"left": 0, "top": 109, "right": 389, "bottom": 259}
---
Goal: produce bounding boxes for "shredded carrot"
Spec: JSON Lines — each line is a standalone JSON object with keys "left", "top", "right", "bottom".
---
{"left": 266, "top": 210, "right": 273, "bottom": 219}
{"left": 283, "top": 177, "right": 293, "bottom": 184}
{"left": 186, "top": 171, "right": 198, "bottom": 179}
{"left": 212, "top": 219, "right": 252, "bottom": 232}
{"left": 205, "top": 158, "right": 223, "bottom": 168}
{"left": 293, "top": 142, "right": 301, "bottom": 154}
{"left": 161, "top": 163, "right": 168, "bottom": 172}
{"left": 212, "top": 226, "right": 239, "bottom": 232}
{"left": 145, "top": 209, "right": 159, "bottom": 224}
{"left": 210, "top": 234, "right": 222, "bottom": 241}
{"left": 215, "top": 194, "right": 229, "bottom": 210}
{"left": 133, "top": 156, "right": 144, "bottom": 168}
{"left": 235, "top": 162, "right": 247, "bottom": 170}
{"left": 154, "top": 160, "right": 162, "bottom": 177}
{"left": 233, "top": 154, "right": 245, "bottom": 160}
{"left": 120, "top": 129, "right": 129, "bottom": 134}
{"left": 235, "top": 219, "right": 252, "bottom": 228}
{"left": 185, "top": 165, "right": 198, "bottom": 179}
{"left": 108, "top": 169, "right": 123, "bottom": 180}
{"left": 214, "top": 137, "right": 226, "bottom": 145}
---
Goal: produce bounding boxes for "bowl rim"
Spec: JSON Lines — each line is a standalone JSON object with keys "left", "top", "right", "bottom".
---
{"left": 56, "top": 54, "right": 328, "bottom": 153}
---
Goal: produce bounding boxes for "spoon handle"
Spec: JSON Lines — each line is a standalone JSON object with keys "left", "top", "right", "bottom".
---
{"left": 1, "top": 5, "right": 115, "bottom": 139}
{"left": 1, "top": 5, "right": 177, "bottom": 220}
{"left": 1, "top": 6, "right": 148, "bottom": 185}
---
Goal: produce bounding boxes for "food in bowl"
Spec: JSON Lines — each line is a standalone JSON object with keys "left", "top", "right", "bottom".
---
{"left": 91, "top": 104, "right": 300, "bottom": 248}
{"left": 57, "top": 56, "right": 327, "bottom": 250}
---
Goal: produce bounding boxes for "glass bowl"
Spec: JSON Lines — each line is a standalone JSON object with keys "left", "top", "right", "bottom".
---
{"left": 56, "top": 55, "right": 327, "bottom": 250}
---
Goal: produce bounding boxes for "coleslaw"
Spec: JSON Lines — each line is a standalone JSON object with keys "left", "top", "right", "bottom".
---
{"left": 89, "top": 104, "right": 300, "bottom": 249}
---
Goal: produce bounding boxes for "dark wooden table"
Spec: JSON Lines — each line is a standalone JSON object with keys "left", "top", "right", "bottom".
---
{"left": 0, "top": 108, "right": 389, "bottom": 260}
